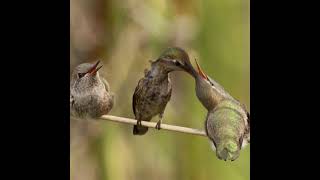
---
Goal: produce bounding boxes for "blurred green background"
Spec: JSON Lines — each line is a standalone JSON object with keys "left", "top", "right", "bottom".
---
{"left": 70, "top": 0, "right": 249, "bottom": 180}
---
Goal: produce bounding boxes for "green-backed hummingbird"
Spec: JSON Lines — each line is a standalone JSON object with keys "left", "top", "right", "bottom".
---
{"left": 194, "top": 59, "right": 250, "bottom": 161}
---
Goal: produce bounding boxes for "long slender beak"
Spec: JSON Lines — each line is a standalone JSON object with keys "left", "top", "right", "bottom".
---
{"left": 194, "top": 58, "right": 209, "bottom": 80}
{"left": 87, "top": 60, "right": 103, "bottom": 75}
{"left": 91, "top": 65, "right": 103, "bottom": 75}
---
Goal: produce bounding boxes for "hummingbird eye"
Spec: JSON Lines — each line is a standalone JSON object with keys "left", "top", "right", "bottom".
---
{"left": 173, "top": 60, "right": 182, "bottom": 66}
{"left": 78, "top": 73, "right": 86, "bottom": 78}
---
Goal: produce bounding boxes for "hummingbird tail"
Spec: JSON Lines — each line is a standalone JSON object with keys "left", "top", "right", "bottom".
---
{"left": 133, "top": 125, "right": 148, "bottom": 135}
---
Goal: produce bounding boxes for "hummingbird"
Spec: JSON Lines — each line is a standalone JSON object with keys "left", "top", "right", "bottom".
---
{"left": 132, "top": 47, "right": 196, "bottom": 135}
{"left": 193, "top": 59, "right": 250, "bottom": 161}
{"left": 205, "top": 99, "right": 250, "bottom": 161}
{"left": 70, "top": 60, "right": 114, "bottom": 119}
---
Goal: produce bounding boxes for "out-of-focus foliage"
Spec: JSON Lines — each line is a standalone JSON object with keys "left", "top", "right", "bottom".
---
{"left": 70, "top": 0, "right": 249, "bottom": 180}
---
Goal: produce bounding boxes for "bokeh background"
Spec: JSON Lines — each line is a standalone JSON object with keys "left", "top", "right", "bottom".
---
{"left": 70, "top": 0, "right": 250, "bottom": 180}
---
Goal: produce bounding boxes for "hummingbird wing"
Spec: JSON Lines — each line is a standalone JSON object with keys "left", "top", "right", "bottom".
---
{"left": 205, "top": 114, "right": 218, "bottom": 151}
{"left": 245, "top": 110, "right": 250, "bottom": 142}
{"left": 70, "top": 95, "right": 73, "bottom": 105}
{"left": 248, "top": 115, "right": 250, "bottom": 128}
{"left": 70, "top": 92, "right": 76, "bottom": 116}
{"left": 241, "top": 105, "right": 250, "bottom": 148}
{"left": 70, "top": 89, "right": 75, "bottom": 107}
{"left": 240, "top": 103, "right": 250, "bottom": 133}
{"left": 101, "top": 78, "right": 110, "bottom": 92}
{"left": 132, "top": 78, "right": 144, "bottom": 117}
{"left": 158, "top": 80, "right": 172, "bottom": 116}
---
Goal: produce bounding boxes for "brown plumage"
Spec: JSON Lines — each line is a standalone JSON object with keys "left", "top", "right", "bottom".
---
{"left": 132, "top": 47, "right": 196, "bottom": 135}
{"left": 132, "top": 68, "right": 172, "bottom": 135}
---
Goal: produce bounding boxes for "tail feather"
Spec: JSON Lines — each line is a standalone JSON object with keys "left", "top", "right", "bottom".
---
{"left": 133, "top": 125, "right": 148, "bottom": 135}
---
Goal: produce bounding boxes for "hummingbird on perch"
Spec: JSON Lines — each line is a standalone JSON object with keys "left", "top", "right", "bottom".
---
{"left": 193, "top": 59, "right": 250, "bottom": 161}
{"left": 70, "top": 60, "right": 114, "bottom": 119}
{"left": 132, "top": 47, "right": 197, "bottom": 135}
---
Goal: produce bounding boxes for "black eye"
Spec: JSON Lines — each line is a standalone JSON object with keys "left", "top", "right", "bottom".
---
{"left": 173, "top": 60, "right": 181, "bottom": 66}
{"left": 78, "top": 73, "right": 86, "bottom": 78}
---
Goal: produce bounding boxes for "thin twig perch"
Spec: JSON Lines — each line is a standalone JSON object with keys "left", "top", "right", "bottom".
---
{"left": 73, "top": 115, "right": 207, "bottom": 137}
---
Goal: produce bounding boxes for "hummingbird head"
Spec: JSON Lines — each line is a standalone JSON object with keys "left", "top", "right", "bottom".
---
{"left": 193, "top": 58, "right": 220, "bottom": 110}
{"left": 154, "top": 47, "right": 197, "bottom": 76}
{"left": 71, "top": 60, "right": 103, "bottom": 90}
{"left": 216, "top": 139, "right": 241, "bottom": 161}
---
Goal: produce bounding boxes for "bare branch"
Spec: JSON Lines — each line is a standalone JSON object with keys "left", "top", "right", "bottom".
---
{"left": 72, "top": 115, "right": 207, "bottom": 137}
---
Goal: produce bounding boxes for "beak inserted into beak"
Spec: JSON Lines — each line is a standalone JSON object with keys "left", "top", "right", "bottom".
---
{"left": 194, "top": 58, "right": 209, "bottom": 80}
{"left": 87, "top": 60, "right": 103, "bottom": 75}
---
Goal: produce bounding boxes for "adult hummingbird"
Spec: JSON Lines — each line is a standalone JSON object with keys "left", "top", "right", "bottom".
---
{"left": 132, "top": 47, "right": 196, "bottom": 135}
{"left": 194, "top": 59, "right": 250, "bottom": 161}
{"left": 70, "top": 60, "right": 114, "bottom": 119}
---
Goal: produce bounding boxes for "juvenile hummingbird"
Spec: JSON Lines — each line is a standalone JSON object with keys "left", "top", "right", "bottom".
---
{"left": 194, "top": 59, "right": 250, "bottom": 161}
{"left": 70, "top": 60, "right": 114, "bottom": 119}
{"left": 132, "top": 47, "right": 196, "bottom": 135}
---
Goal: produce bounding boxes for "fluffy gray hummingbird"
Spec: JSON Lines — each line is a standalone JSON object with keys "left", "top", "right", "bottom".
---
{"left": 194, "top": 59, "right": 250, "bottom": 161}
{"left": 70, "top": 60, "right": 114, "bottom": 119}
{"left": 132, "top": 47, "right": 196, "bottom": 135}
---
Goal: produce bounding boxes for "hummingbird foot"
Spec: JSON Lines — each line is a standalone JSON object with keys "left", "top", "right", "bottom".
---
{"left": 156, "top": 113, "right": 163, "bottom": 130}
{"left": 155, "top": 120, "right": 161, "bottom": 130}
{"left": 136, "top": 119, "right": 142, "bottom": 126}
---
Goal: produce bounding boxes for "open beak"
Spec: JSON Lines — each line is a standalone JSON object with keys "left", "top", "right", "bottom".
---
{"left": 87, "top": 60, "right": 103, "bottom": 75}
{"left": 194, "top": 58, "right": 209, "bottom": 80}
